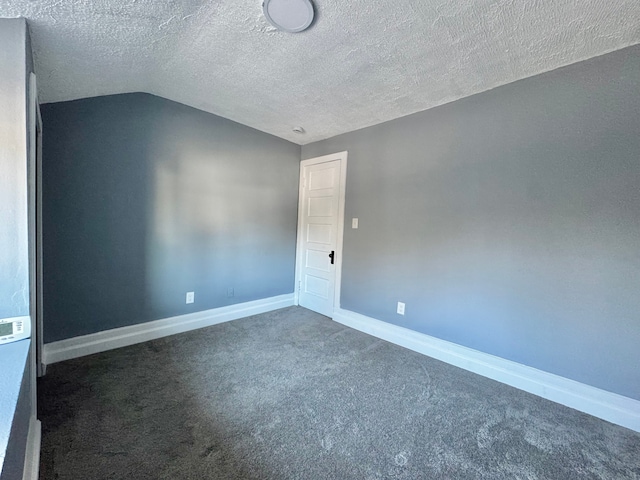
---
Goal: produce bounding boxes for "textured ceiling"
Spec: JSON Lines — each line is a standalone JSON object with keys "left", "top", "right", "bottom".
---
{"left": 2, "top": 0, "right": 639, "bottom": 144}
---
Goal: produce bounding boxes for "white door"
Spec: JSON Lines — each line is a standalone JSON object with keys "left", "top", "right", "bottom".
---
{"left": 296, "top": 152, "right": 347, "bottom": 317}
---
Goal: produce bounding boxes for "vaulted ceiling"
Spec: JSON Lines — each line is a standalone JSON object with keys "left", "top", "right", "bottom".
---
{"left": 2, "top": 0, "right": 639, "bottom": 144}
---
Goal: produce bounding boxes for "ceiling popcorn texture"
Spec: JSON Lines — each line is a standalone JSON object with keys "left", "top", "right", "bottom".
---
{"left": 2, "top": 0, "right": 639, "bottom": 144}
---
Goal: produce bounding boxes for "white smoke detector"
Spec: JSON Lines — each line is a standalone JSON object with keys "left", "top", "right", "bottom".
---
{"left": 262, "top": 0, "right": 315, "bottom": 33}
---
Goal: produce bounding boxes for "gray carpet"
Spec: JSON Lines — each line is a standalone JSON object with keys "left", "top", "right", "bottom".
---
{"left": 38, "top": 306, "right": 640, "bottom": 479}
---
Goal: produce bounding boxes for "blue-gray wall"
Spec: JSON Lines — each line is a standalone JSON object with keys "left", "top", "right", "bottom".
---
{"left": 42, "top": 93, "right": 300, "bottom": 343}
{"left": 0, "top": 343, "right": 31, "bottom": 480}
{"left": 303, "top": 45, "right": 640, "bottom": 400}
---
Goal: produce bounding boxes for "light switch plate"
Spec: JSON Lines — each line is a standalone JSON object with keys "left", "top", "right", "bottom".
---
{"left": 352, "top": 218, "right": 359, "bottom": 229}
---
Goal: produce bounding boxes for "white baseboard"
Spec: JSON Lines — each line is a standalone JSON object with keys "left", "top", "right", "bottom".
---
{"left": 333, "top": 308, "right": 640, "bottom": 433}
{"left": 22, "top": 416, "right": 40, "bottom": 480}
{"left": 43, "top": 294, "right": 295, "bottom": 365}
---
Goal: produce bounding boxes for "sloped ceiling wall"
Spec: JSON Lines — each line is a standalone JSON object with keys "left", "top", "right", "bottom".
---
{"left": 1, "top": 0, "right": 639, "bottom": 143}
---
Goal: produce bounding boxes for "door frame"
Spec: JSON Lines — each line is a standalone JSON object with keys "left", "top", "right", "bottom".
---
{"left": 28, "top": 72, "right": 44, "bottom": 379}
{"left": 294, "top": 151, "right": 348, "bottom": 317}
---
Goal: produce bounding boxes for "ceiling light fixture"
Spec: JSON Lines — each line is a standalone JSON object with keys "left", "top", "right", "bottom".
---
{"left": 262, "top": 0, "right": 314, "bottom": 33}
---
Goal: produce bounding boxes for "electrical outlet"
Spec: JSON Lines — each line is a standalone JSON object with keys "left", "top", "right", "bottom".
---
{"left": 227, "top": 287, "right": 234, "bottom": 298}
{"left": 397, "top": 302, "right": 405, "bottom": 315}
{"left": 186, "top": 291, "right": 195, "bottom": 304}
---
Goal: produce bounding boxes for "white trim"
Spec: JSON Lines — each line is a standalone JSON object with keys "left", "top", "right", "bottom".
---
{"left": 294, "top": 151, "right": 348, "bottom": 315}
{"left": 30, "top": 72, "right": 44, "bottom": 379}
{"left": 27, "top": 73, "right": 39, "bottom": 420}
{"left": 43, "top": 294, "right": 294, "bottom": 365}
{"left": 333, "top": 307, "right": 640, "bottom": 433}
{"left": 22, "top": 416, "right": 41, "bottom": 480}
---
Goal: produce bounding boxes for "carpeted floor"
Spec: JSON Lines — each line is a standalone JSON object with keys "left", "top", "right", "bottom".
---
{"left": 38, "top": 306, "right": 640, "bottom": 479}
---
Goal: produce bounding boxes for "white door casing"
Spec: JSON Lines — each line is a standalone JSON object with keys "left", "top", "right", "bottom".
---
{"left": 29, "top": 73, "right": 43, "bottom": 385}
{"left": 295, "top": 152, "right": 347, "bottom": 317}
